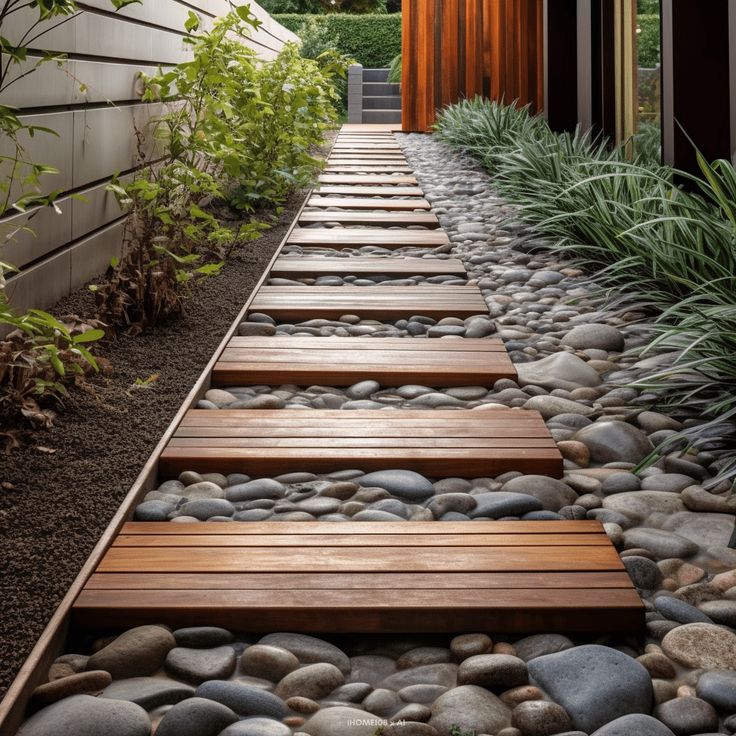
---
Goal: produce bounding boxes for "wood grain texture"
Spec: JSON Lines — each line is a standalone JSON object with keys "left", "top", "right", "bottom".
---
{"left": 307, "top": 197, "right": 431, "bottom": 210}
{"left": 287, "top": 228, "right": 448, "bottom": 248}
{"left": 271, "top": 256, "right": 463, "bottom": 277}
{"left": 298, "top": 211, "right": 438, "bottom": 227}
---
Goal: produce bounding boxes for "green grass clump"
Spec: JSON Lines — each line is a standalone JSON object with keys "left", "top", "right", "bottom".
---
{"left": 435, "top": 98, "right": 736, "bottom": 478}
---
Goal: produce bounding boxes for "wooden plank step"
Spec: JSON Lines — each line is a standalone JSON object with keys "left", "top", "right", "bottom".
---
{"left": 314, "top": 186, "right": 424, "bottom": 197}
{"left": 271, "top": 256, "right": 465, "bottom": 278}
{"left": 308, "top": 197, "right": 431, "bottom": 210}
{"left": 287, "top": 228, "right": 449, "bottom": 248}
{"left": 318, "top": 175, "right": 418, "bottom": 185}
{"left": 298, "top": 211, "right": 439, "bottom": 227}
{"left": 75, "top": 522, "right": 644, "bottom": 632}
{"left": 324, "top": 165, "right": 414, "bottom": 173}
{"left": 212, "top": 336, "right": 515, "bottom": 386}
{"left": 248, "top": 285, "right": 489, "bottom": 320}
{"left": 325, "top": 159, "right": 410, "bottom": 167}
{"left": 159, "top": 408, "right": 563, "bottom": 477}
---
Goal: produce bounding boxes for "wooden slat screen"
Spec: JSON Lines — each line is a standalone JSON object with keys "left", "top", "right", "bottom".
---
{"left": 402, "top": 0, "right": 544, "bottom": 131}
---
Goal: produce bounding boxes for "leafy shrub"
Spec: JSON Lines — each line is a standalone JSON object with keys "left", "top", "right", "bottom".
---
{"left": 638, "top": 0, "right": 659, "bottom": 14}
{"left": 637, "top": 14, "right": 660, "bottom": 68}
{"left": 387, "top": 53, "right": 402, "bottom": 83}
{"left": 276, "top": 13, "right": 402, "bottom": 67}
{"left": 262, "top": 0, "right": 388, "bottom": 11}
{"left": 435, "top": 98, "right": 736, "bottom": 478}
{"left": 94, "top": 9, "right": 340, "bottom": 333}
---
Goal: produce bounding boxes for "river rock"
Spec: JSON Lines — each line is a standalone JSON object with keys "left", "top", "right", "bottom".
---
{"left": 428, "top": 685, "right": 511, "bottom": 736}
{"left": 226, "top": 479, "right": 285, "bottom": 502}
{"left": 524, "top": 395, "right": 596, "bottom": 420}
{"left": 303, "top": 706, "right": 381, "bottom": 736}
{"left": 512, "top": 700, "right": 572, "bottom": 736}
{"left": 220, "top": 718, "right": 292, "bottom": 736}
{"left": 517, "top": 353, "right": 602, "bottom": 391}
{"left": 32, "top": 671, "right": 112, "bottom": 706}
{"left": 573, "top": 421, "right": 653, "bottom": 464}
{"left": 500, "top": 475, "right": 578, "bottom": 511}
{"left": 101, "top": 677, "right": 194, "bottom": 709}
{"left": 165, "top": 646, "right": 236, "bottom": 684}
{"left": 697, "top": 670, "right": 736, "bottom": 711}
{"left": 654, "top": 696, "right": 718, "bottom": 735}
{"left": 469, "top": 492, "right": 543, "bottom": 518}
{"left": 662, "top": 623, "right": 736, "bottom": 669}
{"left": 591, "top": 714, "right": 675, "bottom": 736}
{"left": 380, "top": 664, "right": 458, "bottom": 691}
{"left": 603, "top": 492, "right": 686, "bottom": 523}
{"left": 457, "top": 655, "right": 528, "bottom": 691}
{"left": 241, "top": 645, "right": 300, "bottom": 681}
{"left": 275, "top": 663, "right": 345, "bottom": 700}
{"left": 623, "top": 528, "right": 698, "bottom": 559}
{"left": 258, "top": 633, "right": 350, "bottom": 673}
{"left": 661, "top": 511, "right": 736, "bottom": 550}
{"left": 654, "top": 597, "right": 712, "bottom": 625}
{"left": 86, "top": 625, "right": 176, "bottom": 679}
{"left": 358, "top": 470, "right": 435, "bottom": 501}
{"left": 562, "top": 324, "right": 624, "bottom": 352}
{"left": 155, "top": 697, "right": 238, "bottom": 736}
{"left": 195, "top": 680, "right": 287, "bottom": 718}
{"left": 174, "top": 627, "right": 235, "bottom": 648}
{"left": 513, "top": 634, "right": 574, "bottom": 662}
{"left": 528, "top": 645, "right": 652, "bottom": 733}
{"left": 17, "top": 695, "right": 150, "bottom": 736}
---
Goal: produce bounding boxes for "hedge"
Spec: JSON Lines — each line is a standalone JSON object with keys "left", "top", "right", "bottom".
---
{"left": 638, "top": 14, "right": 660, "bottom": 68}
{"left": 275, "top": 13, "right": 402, "bottom": 68}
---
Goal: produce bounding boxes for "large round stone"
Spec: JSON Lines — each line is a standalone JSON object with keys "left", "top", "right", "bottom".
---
{"left": 275, "top": 662, "right": 345, "bottom": 700}
{"left": 428, "top": 685, "right": 511, "bottom": 736}
{"left": 155, "top": 697, "right": 238, "bottom": 736}
{"left": 623, "top": 556, "right": 663, "bottom": 590}
{"left": 457, "top": 654, "right": 528, "bottom": 691}
{"left": 358, "top": 470, "right": 435, "bottom": 502}
{"left": 241, "top": 645, "right": 299, "bottom": 681}
{"left": 499, "top": 476, "right": 578, "bottom": 511}
{"left": 512, "top": 700, "right": 572, "bottom": 736}
{"left": 590, "top": 714, "right": 675, "bottom": 736}
{"left": 195, "top": 680, "right": 287, "bottom": 718}
{"left": 220, "top": 718, "right": 292, "bottom": 736}
{"left": 528, "top": 645, "right": 652, "bottom": 733}
{"left": 258, "top": 633, "right": 350, "bottom": 673}
{"left": 604, "top": 492, "right": 686, "bottom": 523}
{"left": 86, "top": 625, "right": 176, "bottom": 679}
{"left": 513, "top": 634, "right": 574, "bottom": 662}
{"left": 662, "top": 624, "right": 736, "bottom": 669}
{"left": 573, "top": 421, "right": 654, "bottom": 464}
{"left": 697, "top": 670, "right": 736, "bottom": 711}
{"left": 31, "top": 671, "right": 112, "bottom": 706}
{"left": 623, "top": 528, "right": 698, "bottom": 559}
{"left": 101, "top": 677, "right": 194, "bottom": 709}
{"left": 380, "top": 664, "right": 458, "bottom": 691}
{"left": 517, "top": 352, "right": 602, "bottom": 391}
{"left": 17, "top": 695, "right": 150, "bottom": 736}
{"left": 562, "top": 324, "right": 625, "bottom": 352}
{"left": 655, "top": 696, "right": 718, "bottom": 734}
{"left": 165, "top": 646, "right": 237, "bottom": 684}
{"left": 303, "top": 706, "right": 382, "bottom": 736}
{"left": 469, "top": 492, "right": 543, "bottom": 518}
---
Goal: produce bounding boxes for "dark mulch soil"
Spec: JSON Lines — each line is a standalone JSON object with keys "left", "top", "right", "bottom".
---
{"left": 0, "top": 188, "right": 306, "bottom": 700}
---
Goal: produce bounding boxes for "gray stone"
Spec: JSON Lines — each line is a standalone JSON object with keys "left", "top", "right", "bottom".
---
{"left": 512, "top": 700, "right": 572, "bottom": 736}
{"left": 449, "top": 633, "right": 493, "bottom": 661}
{"left": 258, "top": 633, "right": 350, "bottom": 673}
{"left": 183, "top": 482, "right": 226, "bottom": 500}
{"left": 662, "top": 623, "right": 736, "bottom": 669}
{"left": 397, "top": 647, "right": 452, "bottom": 670}
{"left": 655, "top": 696, "right": 718, "bottom": 735}
{"left": 241, "top": 645, "right": 300, "bottom": 682}
{"left": 457, "top": 654, "right": 528, "bottom": 691}
{"left": 155, "top": 697, "right": 238, "bottom": 736}
{"left": 601, "top": 473, "right": 641, "bottom": 496}
{"left": 174, "top": 627, "right": 234, "bottom": 648}
{"left": 654, "top": 596, "right": 713, "bottom": 625}
{"left": 194, "top": 680, "right": 287, "bottom": 718}
{"left": 513, "top": 634, "right": 574, "bottom": 662}
{"left": 528, "top": 645, "right": 652, "bottom": 733}
{"left": 16, "top": 695, "right": 150, "bottom": 736}
{"left": 623, "top": 528, "right": 698, "bottom": 559}
{"left": 358, "top": 470, "right": 435, "bottom": 502}
{"left": 349, "top": 655, "right": 397, "bottom": 686}
{"left": 275, "top": 663, "right": 345, "bottom": 700}
{"left": 524, "top": 395, "right": 596, "bottom": 419}
{"left": 622, "top": 557, "right": 663, "bottom": 591}
{"left": 238, "top": 322, "right": 276, "bottom": 336}
{"left": 562, "top": 324, "right": 625, "bottom": 352}
{"left": 226, "top": 479, "right": 285, "bottom": 502}
{"left": 574, "top": 421, "right": 654, "bottom": 464}
{"left": 165, "top": 646, "right": 236, "bottom": 684}
{"left": 303, "top": 707, "right": 379, "bottom": 736}
{"left": 697, "top": 670, "right": 736, "bottom": 711}
{"left": 591, "top": 714, "right": 675, "bottom": 736}
{"left": 641, "top": 474, "right": 695, "bottom": 493}
{"left": 500, "top": 475, "right": 578, "bottom": 511}
{"left": 177, "top": 499, "right": 235, "bottom": 520}
{"left": 347, "top": 380, "right": 380, "bottom": 400}
{"left": 469, "top": 492, "right": 543, "bottom": 518}
{"left": 428, "top": 685, "right": 511, "bottom": 736}
{"left": 698, "top": 600, "right": 736, "bottom": 627}
{"left": 662, "top": 511, "right": 736, "bottom": 550}
{"left": 603, "top": 492, "right": 686, "bottom": 523}
{"left": 101, "top": 677, "right": 194, "bottom": 708}
{"left": 86, "top": 625, "right": 176, "bottom": 679}
{"left": 219, "top": 718, "right": 292, "bottom": 736}
{"left": 517, "top": 353, "right": 602, "bottom": 391}
{"left": 427, "top": 493, "right": 478, "bottom": 517}
{"left": 134, "top": 500, "right": 175, "bottom": 521}
{"left": 362, "top": 687, "right": 402, "bottom": 717}
{"left": 380, "top": 664, "right": 458, "bottom": 691}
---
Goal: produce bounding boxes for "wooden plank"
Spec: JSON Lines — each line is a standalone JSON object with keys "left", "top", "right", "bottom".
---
{"left": 314, "top": 186, "right": 424, "bottom": 197}
{"left": 308, "top": 197, "right": 431, "bottom": 210}
{"left": 325, "top": 159, "right": 411, "bottom": 166}
{"left": 271, "top": 256, "right": 464, "bottom": 277}
{"left": 298, "top": 211, "right": 439, "bottom": 227}
{"left": 324, "top": 165, "right": 414, "bottom": 173}
{"left": 249, "top": 285, "right": 488, "bottom": 320}
{"left": 287, "top": 228, "right": 449, "bottom": 247}
{"left": 317, "top": 175, "right": 418, "bottom": 185}
{"left": 97, "top": 545, "right": 624, "bottom": 573}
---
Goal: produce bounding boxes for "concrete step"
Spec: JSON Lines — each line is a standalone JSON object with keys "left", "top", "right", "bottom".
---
{"left": 363, "top": 68, "right": 391, "bottom": 82}
{"left": 362, "top": 109, "right": 402, "bottom": 124}
{"left": 363, "top": 82, "right": 400, "bottom": 96}
{"left": 363, "top": 95, "right": 402, "bottom": 110}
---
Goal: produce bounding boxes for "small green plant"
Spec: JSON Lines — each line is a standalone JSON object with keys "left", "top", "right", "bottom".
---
{"left": 449, "top": 726, "right": 476, "bottom": 736}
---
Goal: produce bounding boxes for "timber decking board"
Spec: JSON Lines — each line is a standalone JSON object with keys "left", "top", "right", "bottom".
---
{"left": 75, "top": 522, "right": 644, "bottom": 632}
{"left": 271, "top": 256, "right": 464, "bottom": 277}
{"left": 318, "top": 175, "right": 419, "bottom": 185}
{"left": 287, "top": 228, "right": 449, "bottom": 248}
{"left": 213, "top": 336, "right": 515, "bottom": 386}
{"left": 249, "top": 285, "right": 488, "bottom": 320}
{"left": 298, "top": 211, "right": 439, "bottom": 227}
{"left": 307, "top": 197, "right": 431, "bottom": 210}
{"left": 314, "top": 186, "right": 424, "bottom": 197}
{"left": 159, "top": 408, "right": 563, "bottom": 476}
{"left": 324, "top": 160, "right": 411, "bottom": 167}
{"left": 324, "top": 165, "right": 414, "bottom": 173}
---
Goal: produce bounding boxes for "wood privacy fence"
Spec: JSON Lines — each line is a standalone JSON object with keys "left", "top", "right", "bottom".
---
{"left": 1, "top": 1, "right": 297, "bottom": 312}
{"left": 402, "top": 0, "right": 544, "bottom": 132}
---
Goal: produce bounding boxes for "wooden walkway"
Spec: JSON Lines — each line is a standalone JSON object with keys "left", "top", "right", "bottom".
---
{"left": 69, "top": 124, "right": 640, "bottom": 635}
{"left": 74, "top": 522, "right": 643, "bottom": 632}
